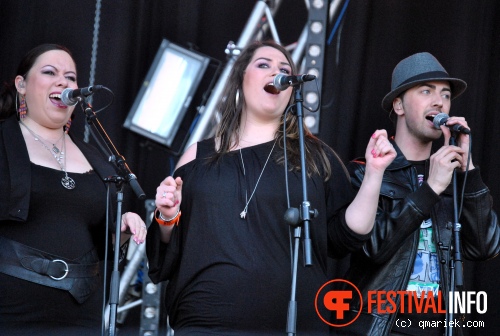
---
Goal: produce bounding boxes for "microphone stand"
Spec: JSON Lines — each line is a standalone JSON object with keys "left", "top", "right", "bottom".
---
{"left": 445, "top": 132, "right": 464, "bottom": 336}
{"left": 285, "top": 85, "right": 317, "bottom": 335}
{"left": 78, "top": 100, "right": 146, "bottom": 336}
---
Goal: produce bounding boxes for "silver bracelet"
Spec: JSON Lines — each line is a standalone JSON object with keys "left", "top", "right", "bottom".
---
{"left": 159, "top": 208, "right": 180, "bottom": 222}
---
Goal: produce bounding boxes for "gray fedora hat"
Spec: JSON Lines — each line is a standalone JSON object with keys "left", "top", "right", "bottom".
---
{"left": 381, "top": 52, "right": 467, "bottom": 111}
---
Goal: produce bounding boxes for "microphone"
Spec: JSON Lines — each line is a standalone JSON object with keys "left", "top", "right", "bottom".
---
{"left": 432, "top": 113, "right": 470, "bottom": 134}
{"left": 61, "top": 85, "right": 103, "bottom": 106}
{"left": 273, "top": 73, "right": 316, "bottom": 91}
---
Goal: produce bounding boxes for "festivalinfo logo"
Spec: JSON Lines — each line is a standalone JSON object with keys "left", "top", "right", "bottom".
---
{"left": 315, "top": 279, "right": 487, "bottom": 327}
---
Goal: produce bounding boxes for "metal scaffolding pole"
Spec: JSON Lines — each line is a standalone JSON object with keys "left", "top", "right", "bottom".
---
{"left": 184, "top": 0, "right": 284, "bottom": 149}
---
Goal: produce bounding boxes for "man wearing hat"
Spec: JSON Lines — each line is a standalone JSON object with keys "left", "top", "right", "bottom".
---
{"left": 336, "top": 52, "right": 500, "bottom": 335}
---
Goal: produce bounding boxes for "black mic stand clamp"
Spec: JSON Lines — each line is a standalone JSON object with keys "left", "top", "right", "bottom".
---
{"left": 78, "top": 101, "right": 145, "bottom": 336}
{"left": 285, "top": 85, "right": 318, "bottom": 336}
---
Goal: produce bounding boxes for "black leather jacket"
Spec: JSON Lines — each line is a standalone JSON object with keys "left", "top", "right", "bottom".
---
{"left": 336, "top": 141, "right": 500, "bottom": 336}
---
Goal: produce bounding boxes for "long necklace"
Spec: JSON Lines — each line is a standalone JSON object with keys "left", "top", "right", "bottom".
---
{"left": 20, "top": 121, "right": 76, "bottom": 190}
{"left": 239, "top": 140, "right": 276, "bottom": 219}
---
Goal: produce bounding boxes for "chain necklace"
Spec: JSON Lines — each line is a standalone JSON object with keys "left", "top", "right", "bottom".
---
{"left": 239, "top": 140, "right": 276, "bottom": 219}
{"left": 28, "top": 125, "right": 65, "bottom": 155}
{"left": 20, "top": 121, "right": 76, "bottom": 190}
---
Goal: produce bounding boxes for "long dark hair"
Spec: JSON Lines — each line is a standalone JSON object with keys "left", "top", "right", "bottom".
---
{"left": 214, "top": 40, "right": 333, "bottom": 180}
{"left": 0, "top": 43, "right": 73, "bottom": 121}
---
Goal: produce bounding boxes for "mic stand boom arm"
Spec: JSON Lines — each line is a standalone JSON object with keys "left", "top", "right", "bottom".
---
{"left": 82, "top": 105, "right": 145, "bottom": 200}
{"left": 79, "top": 102, "right": 146, "bottom": 336}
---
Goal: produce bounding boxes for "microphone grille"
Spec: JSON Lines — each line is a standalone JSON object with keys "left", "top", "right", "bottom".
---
{"left": 273, "top": 73, "right": 288, "bottom": 91}
{"left": 60, "top": 88, "right": 76, "bottom": 106}
{"left": 432, "top": 113, "right": 449, "bottom": 130}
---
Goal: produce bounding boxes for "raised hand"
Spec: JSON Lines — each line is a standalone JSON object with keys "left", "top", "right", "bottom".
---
{"left": 365, "top": 129, "right": 397, "bottom": 173}
{"left": 156, "top": 176, "right": 183, "bottom": 219}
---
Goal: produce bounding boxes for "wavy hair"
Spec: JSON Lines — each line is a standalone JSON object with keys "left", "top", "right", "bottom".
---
{"left": 213, "top": 40, "right": 333, "bottom": 180}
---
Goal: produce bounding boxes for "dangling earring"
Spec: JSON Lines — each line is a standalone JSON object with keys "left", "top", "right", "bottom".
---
{"left": 235, "top": 89, "right": 240, "bottom": 107}
{"left": 64, "top": 117, "right": 72, "bottom": 134}
{"left": 18, "top": 94, "right": 27, "bottom": 119}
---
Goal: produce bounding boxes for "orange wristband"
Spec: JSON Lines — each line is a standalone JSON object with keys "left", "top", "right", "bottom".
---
{"left": 155, "top": 208, "right": 181, "bottom": 226}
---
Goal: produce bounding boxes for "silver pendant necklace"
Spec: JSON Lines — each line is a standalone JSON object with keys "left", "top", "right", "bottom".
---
{"left": 20, "top": 121, "right": 76, "bottom": 190}
{"left": 239, "top": 140, "right": 276, "bottom": 219}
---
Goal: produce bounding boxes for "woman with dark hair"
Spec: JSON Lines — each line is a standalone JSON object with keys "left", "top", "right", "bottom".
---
{"left": 146, "top": 40, "right": 396, "bottom": 335}
{"left": 0, "top": 43, "right": 147, "bottom": 334}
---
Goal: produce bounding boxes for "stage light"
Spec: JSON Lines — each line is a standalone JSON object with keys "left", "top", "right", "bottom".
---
{"left": 305, "top": 115, "right": 317, "bottom": 129}
{"left": 302, "top": 0, "right": 328, "bottom": 134}
{"left": 145, "top": 282, "right": 157, "bottom": 295}
{"left": 306, "top": 91, "right": 319, "bottom": 105}
{"left": 310, "top": 21, "right": 324, "bottom": 34}
{"left": 308, "top": 44, "right": 322, "bottom": 58}
{"left": 312, "top": 0, "right": 325, "bottom": 9}
{"left": 144, "top": 307, "right": 157, "bottom": 319}
{"left": 123, "top": 39, "right": 210, "bottom": 147}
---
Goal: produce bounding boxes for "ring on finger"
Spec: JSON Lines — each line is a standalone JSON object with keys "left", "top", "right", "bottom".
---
{"left": 162, "top": 191, "right": 167, "bottom": 198}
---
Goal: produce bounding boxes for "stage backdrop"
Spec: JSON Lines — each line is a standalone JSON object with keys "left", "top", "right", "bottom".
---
{"left": 1, "top": 1, "right": 499, "bottom": 334}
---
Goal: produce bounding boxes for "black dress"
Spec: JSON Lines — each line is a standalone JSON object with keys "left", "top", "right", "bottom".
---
{"left": 0, "top": 116, "right": 120, "bottom": 335}
{"left": 0, "top": 164, "right": 108, "bottom": 335}
{"left": 147, "top": 138, "right": 369, "bottom": 336}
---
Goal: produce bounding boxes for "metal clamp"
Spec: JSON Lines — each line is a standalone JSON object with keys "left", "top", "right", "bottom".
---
{"left": 49, "top": 259, "right": 69, "bottom": 280}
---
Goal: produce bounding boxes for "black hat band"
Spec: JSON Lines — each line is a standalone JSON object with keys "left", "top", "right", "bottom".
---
{"left": 395, "top": 71, "right": 451, "bottom": 89}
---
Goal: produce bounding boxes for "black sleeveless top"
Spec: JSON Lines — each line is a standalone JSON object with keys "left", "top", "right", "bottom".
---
{"left": 147, "top": 138, "right": 368, "bottom": 336}
{"left": 0, "top": 164, "right": 107, "bottom": 334}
